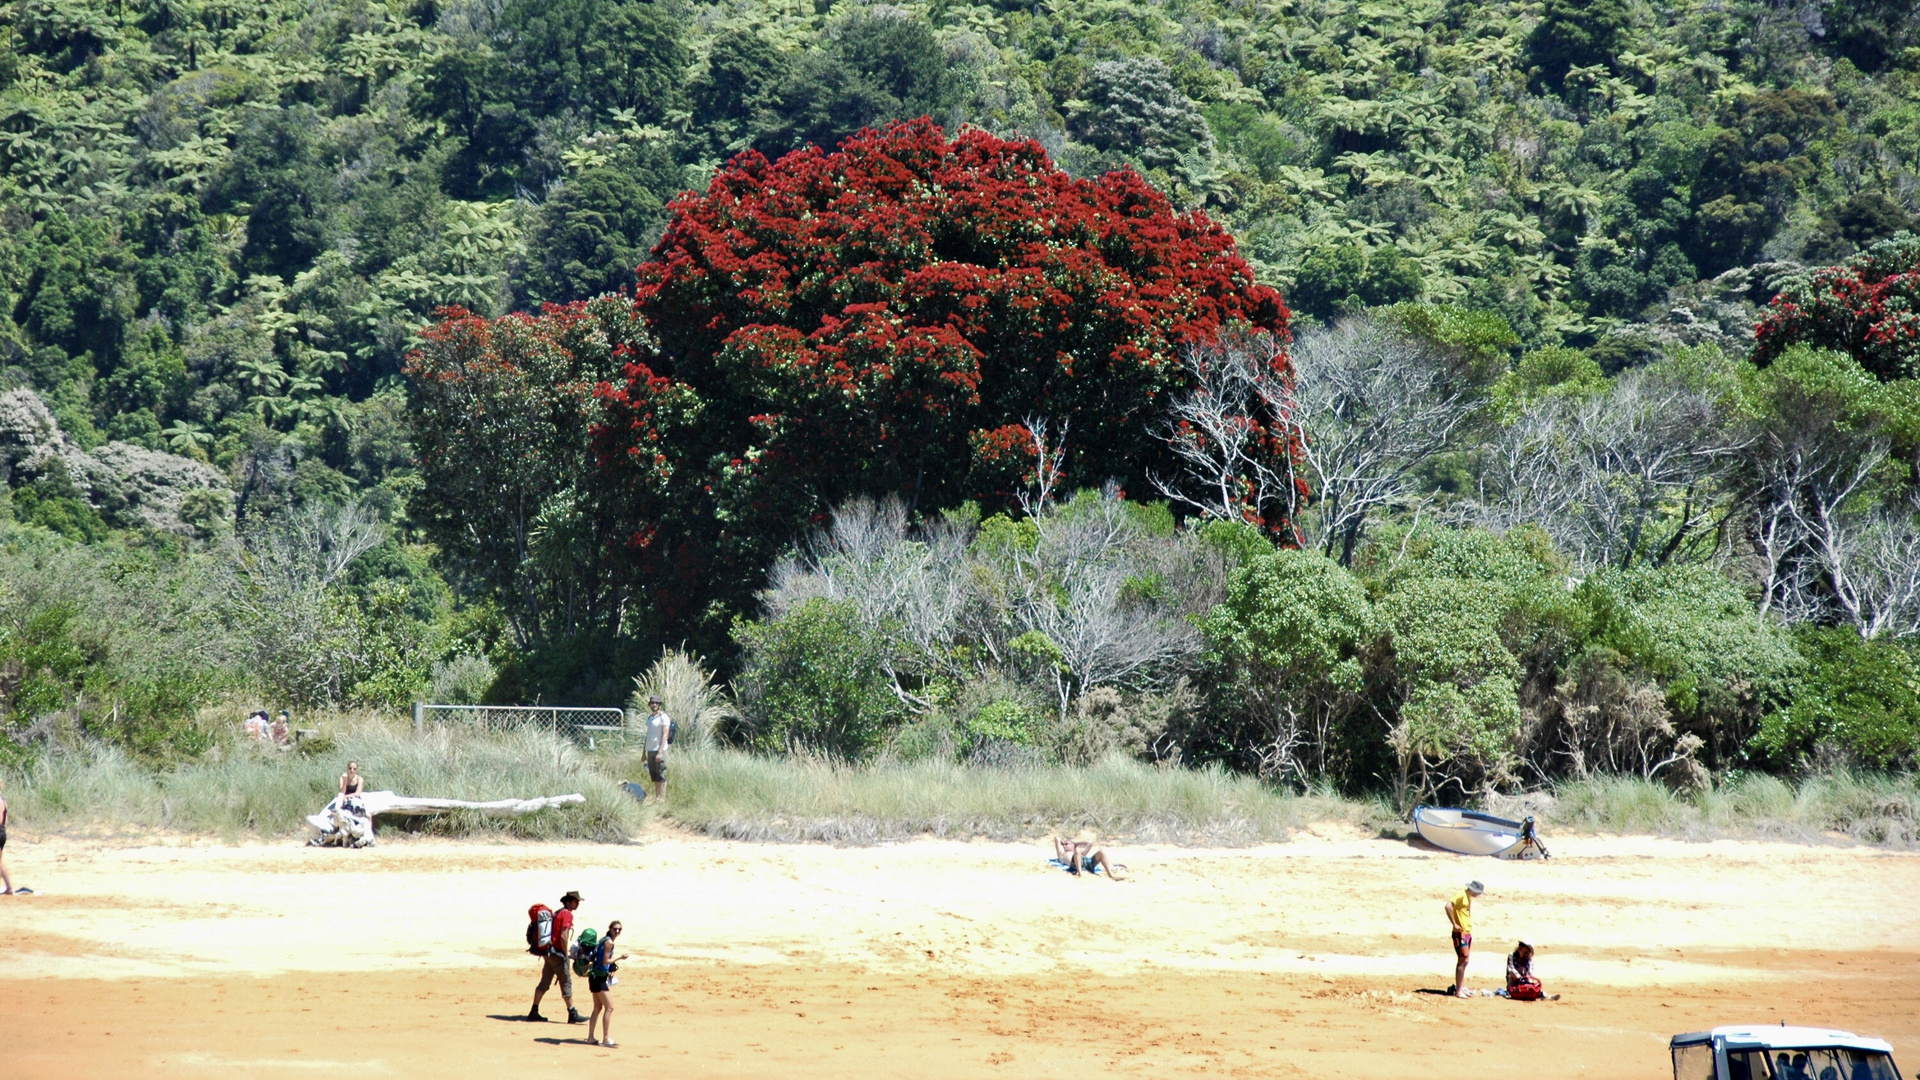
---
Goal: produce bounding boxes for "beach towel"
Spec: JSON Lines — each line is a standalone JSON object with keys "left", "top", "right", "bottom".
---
{"left": 1047, "top": 858, "right": 1105, "bottom": 875}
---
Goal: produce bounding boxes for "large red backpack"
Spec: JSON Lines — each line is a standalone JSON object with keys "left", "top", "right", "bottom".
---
{"left": 526, "top": 904, "right": 555, "bottom": 955}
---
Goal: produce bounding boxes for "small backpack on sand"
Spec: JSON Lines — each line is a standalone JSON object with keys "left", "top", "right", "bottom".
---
{"left": 526, "top": 904, "right": 555, "bottom": 955}
{"left": 1508, "top": 980, "right": 1544, "bottom": 1001}
{"left": 571, "top": 928, "right": 600, "bottom": 978}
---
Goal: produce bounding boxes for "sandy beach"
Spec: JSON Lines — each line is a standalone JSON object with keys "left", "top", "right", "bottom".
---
{"left": 1, "top": 828, "right": 1915, "bottom": 1078}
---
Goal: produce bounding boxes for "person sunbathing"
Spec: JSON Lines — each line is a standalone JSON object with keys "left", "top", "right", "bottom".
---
{"left": 1051, "top": 834, "right": 1128, "bottom": 880}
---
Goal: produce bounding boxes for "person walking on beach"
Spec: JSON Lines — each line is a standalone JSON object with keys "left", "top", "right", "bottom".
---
{"left": 1, "top": 778, "right": 13, "bottom": 895}
{"left": 530, "top": 890, "right": 588, "bottom": 1024}
{"left": 585, "top": 920, "right": 626, "bottom": 1048}
{"left": 644, "top": 696, "right": 673, "bottom": 802}
{"left": 1445, "top": 880, "right": 1484, "bottom": 996}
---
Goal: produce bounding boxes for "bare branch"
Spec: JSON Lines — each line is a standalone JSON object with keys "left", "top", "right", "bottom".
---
{"left": 1290, "top": 315, "right": 1481, "bottom": 564}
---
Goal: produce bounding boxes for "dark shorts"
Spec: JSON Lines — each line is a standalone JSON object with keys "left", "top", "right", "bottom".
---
{"left": 536, "top": 951, "right": 573, "bottom": 998}
{"left": 589, "top": 975, "right": 612, "bottom": 994}
{"left": 646, "top": 752, "right": 667, "bottom": 784}
{"left": 0, "top": 824, "right": 7, "bottom": 851}
{"left": 1453, "top": 931, "right": 1472, "bottom": 955}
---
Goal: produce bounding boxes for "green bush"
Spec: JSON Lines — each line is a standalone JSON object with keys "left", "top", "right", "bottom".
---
{"left": 0, "top": 540, "right": 230, "bottom": 764}
{"left": 1580, "top": 563, "right": 1800, "bottom": 763}
{"left": 1201, "top": 547, "right": 1372, "bottom": 782}
{"left": 963, "top": 700, "right": 1045, "bottom": 748}
{"left": 733, "top": 598, "right": 905, "bottom": 759}
{"left": 1757, "top": 628, "right": 1920, "bottom": 769}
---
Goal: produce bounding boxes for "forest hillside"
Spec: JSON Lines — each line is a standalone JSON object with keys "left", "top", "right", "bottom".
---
{"left": 2, "top": 0, "right": 1918, "bottom": 805}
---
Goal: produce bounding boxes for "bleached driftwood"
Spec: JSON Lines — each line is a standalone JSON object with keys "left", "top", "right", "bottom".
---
{"left": 304, "top": 790, "right": 586, "bottom": 843}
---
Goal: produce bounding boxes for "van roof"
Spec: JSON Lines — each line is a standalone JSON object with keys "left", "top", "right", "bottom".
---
{"left": 1670, "top": 1027, "right": 1896, "bottom": 1054}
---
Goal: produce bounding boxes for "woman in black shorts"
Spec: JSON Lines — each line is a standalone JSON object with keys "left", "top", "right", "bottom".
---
{"left": 1, "top": 778, "right": 13, "bottom": 895}
{"left": 585, "top": 920, "right": 625, "bottom": 1047}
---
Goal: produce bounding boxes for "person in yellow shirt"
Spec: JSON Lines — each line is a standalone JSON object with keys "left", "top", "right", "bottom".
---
{"left": 1444, "top": 880, "right": 1484, "bottom": 997}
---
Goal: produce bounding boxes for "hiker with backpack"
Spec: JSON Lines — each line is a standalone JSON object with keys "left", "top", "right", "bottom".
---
{"left": 528, "top": 890, "right": 588, "bottom": 1024}
{"left": 583, "top": 920, "right": 626, "bottom": 1047}
{"left": 644, "top": 695, "right": 674, "bottom": 802}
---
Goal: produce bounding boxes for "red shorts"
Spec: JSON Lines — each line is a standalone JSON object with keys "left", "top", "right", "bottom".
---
{"left": 1452, "top": 931, "right": 1471, "bottom": 955}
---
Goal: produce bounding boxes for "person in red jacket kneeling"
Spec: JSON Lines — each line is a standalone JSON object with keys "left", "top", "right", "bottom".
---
{"left": 1503, "top": 942, "right": 1559, "bottom": 1000}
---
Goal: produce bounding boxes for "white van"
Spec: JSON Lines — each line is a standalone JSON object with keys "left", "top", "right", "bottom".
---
{"left": 1671, "top": 1026, "right": 1903, "bottom": 1080}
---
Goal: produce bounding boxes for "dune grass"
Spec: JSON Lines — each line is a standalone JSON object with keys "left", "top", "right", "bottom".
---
{"left": 5, "top": 722, "right": 643, "bottom": 842}
{"left": 6, "top": 723, "right": 1916, "bottom": 848}
{"left": 1541, "top": 770, "right": 1920, "bottom": 847}
{"left": 641, "top": 749, "right": 1393, "bottom": 843}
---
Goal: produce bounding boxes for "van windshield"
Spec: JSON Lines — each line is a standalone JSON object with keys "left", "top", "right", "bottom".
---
{"left": 1727, "top": 1047, "right": 1901, "bottom": 1080}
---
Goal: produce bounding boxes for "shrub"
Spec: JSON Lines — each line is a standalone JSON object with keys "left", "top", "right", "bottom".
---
{"left": 1288, "top": 244, "right": 1423, "bottom": 322}
{"left": 1756, "top": 628, "right": 1920, "bottom": 770}
{"left": 732, "top": 598, "right": 904, "bottom": 759}
{"left": 963, "top": 700, "right": 1044, "bottom": 747}
{"left": 431, "top": 653, "right": 497, "bottom": 705}
{"left": 1580, "top": 563, "right": 1800, "bottom": 765}
{"left": 1201, "top": 548, "right": 1373, "bottom": 782}
{"left": 1378, "top": 577, "right": 1526, "bottom": 802}
{"left": 1754, "top": 233, "right": 1920, "bottom": 382}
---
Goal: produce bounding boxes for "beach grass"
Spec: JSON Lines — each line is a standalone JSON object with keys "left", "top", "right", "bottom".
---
{"left": 1542, "top": 770, "right": 1920, "bottom": 847}
{"left": 4, "top": 719, "right": 643, "bottom": 842}
{"left": 6, "top": 722, "right": 1916, "bottom": 848}
{"left": 642, "top": 748, "right": 1392, "bottom": 843}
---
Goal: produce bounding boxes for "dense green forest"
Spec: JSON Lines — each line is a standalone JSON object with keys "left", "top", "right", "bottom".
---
{"left": 2, "top": 0, "right": 1918, "bottom": 798}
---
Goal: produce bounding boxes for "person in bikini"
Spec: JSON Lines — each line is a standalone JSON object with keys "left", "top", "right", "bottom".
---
{"left": 340, "top": 761, "right": 365, "bottom": 799}
{"left": 1051, "top": 834, "right": 1128, "bottom": 880}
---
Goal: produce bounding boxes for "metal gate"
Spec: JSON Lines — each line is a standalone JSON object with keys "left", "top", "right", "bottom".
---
{"left": 411, "top": 703, "right": 629, "bottom": 743}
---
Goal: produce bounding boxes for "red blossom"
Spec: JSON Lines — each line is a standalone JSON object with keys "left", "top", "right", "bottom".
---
{"left": 1754, "top": 238, "right": 1920, "bottom": 381}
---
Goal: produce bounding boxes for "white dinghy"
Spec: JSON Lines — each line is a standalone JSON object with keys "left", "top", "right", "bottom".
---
{"left": 1412, "top": 806, "right": 1551, "bottom": 859}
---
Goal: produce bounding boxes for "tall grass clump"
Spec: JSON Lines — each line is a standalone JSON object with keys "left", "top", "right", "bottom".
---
{"left": 3, "top": 721, "right": 644, "bottom": 841}
{"left": 650, "top": 748, "right": 1390, "bottom": 843}
{"left": 1544, "top": 771, "right": 1920, "bottom": 847}
{"left": 629, "top": 648, "right": 737, "bottom": 750}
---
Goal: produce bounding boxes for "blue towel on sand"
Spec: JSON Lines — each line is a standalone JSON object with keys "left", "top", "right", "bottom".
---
{"left": 1047, "top": 858, "right": 1104, "bottom": 875}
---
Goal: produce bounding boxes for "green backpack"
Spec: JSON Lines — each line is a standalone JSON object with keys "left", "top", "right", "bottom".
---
{"left": 570, "top": 927, "right": 599, "bottom": 978}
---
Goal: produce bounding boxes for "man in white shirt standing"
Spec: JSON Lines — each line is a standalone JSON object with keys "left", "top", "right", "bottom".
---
{"left": 644, "top": 695, "right": 673, "bottom": 802}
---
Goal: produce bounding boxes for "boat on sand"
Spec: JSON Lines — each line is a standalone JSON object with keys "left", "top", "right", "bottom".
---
{"left": 1412, "top": 806, "right": 1550, "bottom": 859}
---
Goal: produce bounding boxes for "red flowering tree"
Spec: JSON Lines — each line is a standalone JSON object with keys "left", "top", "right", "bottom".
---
{"left": 417, "top": 119, "right": 1287, "bottom": 654}
{"left": 623, "top": 118, "right": 1286, "bottom": 505}
{"left": 1754, "top": 234, "right": 1920, "bottom": 380}
{"left": 408, "top": 296, "right": 688, "bottom": 659}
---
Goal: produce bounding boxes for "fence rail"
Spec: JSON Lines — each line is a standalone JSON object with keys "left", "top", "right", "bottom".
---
{"left": 412, "top": 703, "right": 629, "bottom": 744}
